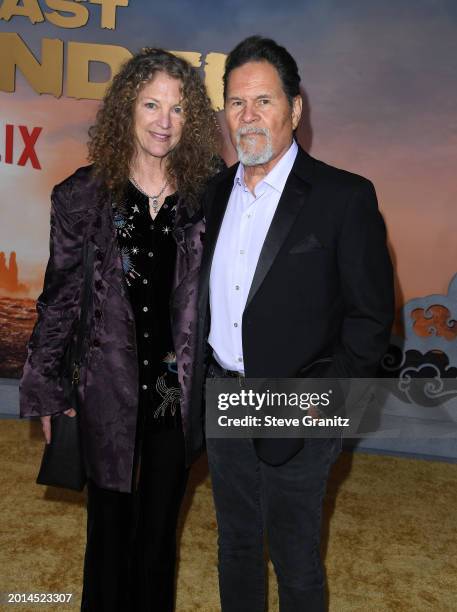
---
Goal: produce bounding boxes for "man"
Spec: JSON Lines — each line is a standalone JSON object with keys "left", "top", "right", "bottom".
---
{"left": 191, "top": 36, "right": 394, "bottom": 611}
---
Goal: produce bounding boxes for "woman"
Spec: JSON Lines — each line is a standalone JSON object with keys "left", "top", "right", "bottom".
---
{"left": 20, "top": 48, "right": 220, "bottom": 611}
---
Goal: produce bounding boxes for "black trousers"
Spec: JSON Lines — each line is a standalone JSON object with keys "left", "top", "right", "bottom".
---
{"left": 206, "top": 361, "right": 341, "bottom": 612}
{"left": 207, "top": 437, "right": 341, "bottom": 612}
{"left": 81, "top": 424, "right": 188, "bottom": 612}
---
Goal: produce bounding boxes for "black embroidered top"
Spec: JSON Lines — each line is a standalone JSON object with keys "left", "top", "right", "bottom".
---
{"left": 113, "top": 180, "right": 181, "bottom": 430}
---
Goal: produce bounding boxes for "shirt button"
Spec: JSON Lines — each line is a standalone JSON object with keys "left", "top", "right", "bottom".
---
{"left": 247, "top": 214, "right": 251, "bottom": 218}
{"left": 143, "top": 306, "right": 148, "bottom": 312}
{"left": 240, "top": 250, "right": 245, "bottom": 255}
{"left": 143, "top": 360, "right": 149, "bottom": 365}
{"left": 235, "top": 285, "right": 240, "bottom": 290}
{"left": 234, "top": 323, "right": 238, "bottom": 328}
{"left": 238, "top": 357, "right": 243, "bottom": 363}
{"left": 144, "top": 332, "right": 149, "bottom": 338}
{"left": 142, "top": 384, "right": 148, "bottom": 390}
{"left": 148, "top": 251, "right": 153, "bottom": 257}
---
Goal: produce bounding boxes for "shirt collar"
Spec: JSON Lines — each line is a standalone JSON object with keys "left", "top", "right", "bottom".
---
{"left": 234, "top": 140, "right": 298, "bottom": 194}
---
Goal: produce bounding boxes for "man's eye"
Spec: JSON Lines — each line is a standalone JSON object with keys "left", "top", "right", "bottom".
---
{"left": 232, "top": 100, "right": 243, "bottom": 107}
{"left": 258, "top": 99, "right": 270, "bottom": 105}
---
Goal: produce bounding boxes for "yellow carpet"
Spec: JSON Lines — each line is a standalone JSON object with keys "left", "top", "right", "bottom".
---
{"left": 0, "top": 420, "right": 456, "bottom": 611}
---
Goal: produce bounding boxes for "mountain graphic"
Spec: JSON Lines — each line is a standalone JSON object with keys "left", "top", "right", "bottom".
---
{"left": 0, "top": 251, "right": 28, "bottom": 294}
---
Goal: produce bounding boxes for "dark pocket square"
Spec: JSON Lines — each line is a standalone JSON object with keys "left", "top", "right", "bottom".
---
{"left": 289, "top": 234, "right": 324, "bottom": 254}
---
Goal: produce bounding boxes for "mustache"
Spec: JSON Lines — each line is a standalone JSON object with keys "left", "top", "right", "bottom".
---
{"left": 237, "top": 127, "right": 270, "bottom": 137}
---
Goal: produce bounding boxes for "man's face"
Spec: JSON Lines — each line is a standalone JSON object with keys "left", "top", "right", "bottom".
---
{"left": 225, "top": 61, "right": 302, "bottom": 168}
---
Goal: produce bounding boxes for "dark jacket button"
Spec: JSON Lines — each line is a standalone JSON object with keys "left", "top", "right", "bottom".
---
{"left": 94, "top": 280, "right": 103, "bottom": 290}
{"left": 96, "top": 251, "right": 103, "bottom": 261}
{"left": 94, "top": 309, "right": 102, "bottom": 319}
{"left": 93, "top": 338, "right": 100, "bottom": 347}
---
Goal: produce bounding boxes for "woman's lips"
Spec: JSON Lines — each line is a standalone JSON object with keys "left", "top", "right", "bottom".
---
{"left": 149, "top": 132, "right": 170, "bottom": 141}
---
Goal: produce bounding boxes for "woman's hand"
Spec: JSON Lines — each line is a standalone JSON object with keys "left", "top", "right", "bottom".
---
{"left": 40, "top": 408, "right": 77, "bottom": 444}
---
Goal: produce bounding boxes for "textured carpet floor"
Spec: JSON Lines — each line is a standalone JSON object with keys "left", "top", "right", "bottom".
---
{"left": 0, "top": 420, "right": 456, "bottom": 611}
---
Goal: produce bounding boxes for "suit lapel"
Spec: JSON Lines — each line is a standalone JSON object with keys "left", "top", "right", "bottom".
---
{"left": 198, "top": 166, "right": 238, "bottom": 308}
{"left": 245, "top": 150, "right": 313, "bottom": 309}
{"left": 199, "top": 148, "right": 314, "bottom": 311}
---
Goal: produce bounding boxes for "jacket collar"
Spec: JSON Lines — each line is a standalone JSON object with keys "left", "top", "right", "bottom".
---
{"left": 198, "top": 145, "right": 315, "bottom": 310}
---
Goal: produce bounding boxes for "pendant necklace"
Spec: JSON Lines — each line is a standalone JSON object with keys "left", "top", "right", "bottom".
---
{"left": 130, "top": 177, "right": 168, "bottom": 215}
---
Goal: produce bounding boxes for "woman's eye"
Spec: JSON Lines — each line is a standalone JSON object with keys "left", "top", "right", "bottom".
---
{"left": 173, "top": 106, "right": 183, "bottom": 114}
{"left": 145, "top": 102, "right": 156, "bottom": 109}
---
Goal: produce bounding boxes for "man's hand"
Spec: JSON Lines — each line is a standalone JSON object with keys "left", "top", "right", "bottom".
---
{"left": 40, "top": 408, "right": 77, "bottom": 444}
{"left": 307, "top": 406, "right": 323, "bottom": 419}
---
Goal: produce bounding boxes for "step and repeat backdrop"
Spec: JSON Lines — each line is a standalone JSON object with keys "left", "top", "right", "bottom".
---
{"left": 1, "top": 1, "right": 456, "bottom": 441}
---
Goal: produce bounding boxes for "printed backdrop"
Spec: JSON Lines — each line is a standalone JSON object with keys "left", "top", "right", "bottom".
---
{"left": 1, "top": 0, "right": 456, "bottom": 379}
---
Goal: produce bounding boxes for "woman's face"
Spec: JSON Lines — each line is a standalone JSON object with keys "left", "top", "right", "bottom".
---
{"left": 133, "top": 71, "right": 185, "bottom": 161}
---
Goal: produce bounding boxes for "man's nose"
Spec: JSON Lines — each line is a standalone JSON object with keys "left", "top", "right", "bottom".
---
{"left": 241, "top": 103, "right": 258, "bottom": 124}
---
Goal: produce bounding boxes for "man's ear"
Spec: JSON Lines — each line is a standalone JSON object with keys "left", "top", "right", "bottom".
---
{"left": 291, "top": 95, "right": 303, "bottom": 131}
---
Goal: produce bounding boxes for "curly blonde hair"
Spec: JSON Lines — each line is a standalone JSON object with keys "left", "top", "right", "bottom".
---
{"left": 88, "top": 48, "right": 221, "bottom": 209}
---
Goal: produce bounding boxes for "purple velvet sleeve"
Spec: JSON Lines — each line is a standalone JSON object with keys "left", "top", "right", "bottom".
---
{"left": 20, "top": 180, "right": 84, "bottom": 417}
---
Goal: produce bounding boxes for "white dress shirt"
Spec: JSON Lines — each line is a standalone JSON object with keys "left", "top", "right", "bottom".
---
{"left": 208, "top": 140, "right": 298, "bottom": 373}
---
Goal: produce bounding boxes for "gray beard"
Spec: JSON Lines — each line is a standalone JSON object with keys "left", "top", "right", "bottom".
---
{"left": 235, "top": 127, "right": 273, "bottom": 166}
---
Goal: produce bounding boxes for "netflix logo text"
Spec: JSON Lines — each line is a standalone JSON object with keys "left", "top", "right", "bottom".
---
{"left": 0, "top": 123, "right": 43, "bottom": 170}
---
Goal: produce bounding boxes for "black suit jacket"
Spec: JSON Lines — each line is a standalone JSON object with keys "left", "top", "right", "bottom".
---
{"left": 190, "top": 146, "right": 394, "bottom": 464}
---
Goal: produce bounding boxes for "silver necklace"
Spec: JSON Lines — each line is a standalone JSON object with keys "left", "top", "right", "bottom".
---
{"left": 130, "top": 177, "right": 168, "bottom": 215}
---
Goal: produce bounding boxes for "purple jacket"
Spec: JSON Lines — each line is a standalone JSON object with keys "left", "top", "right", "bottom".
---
{"left": 20, "top": 166, "right": 205, "bottom": 492}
